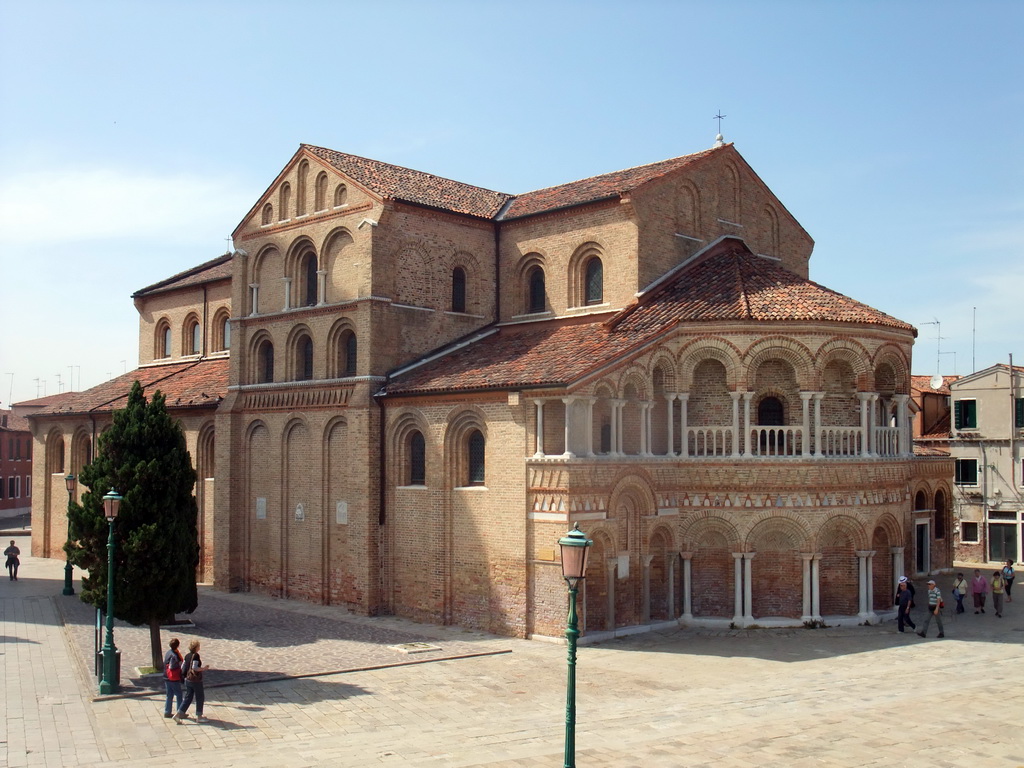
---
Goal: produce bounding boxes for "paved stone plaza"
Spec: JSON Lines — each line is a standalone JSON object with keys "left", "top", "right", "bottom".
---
{"left": 2, "top": 527, "right": 1023, "bottom": 767}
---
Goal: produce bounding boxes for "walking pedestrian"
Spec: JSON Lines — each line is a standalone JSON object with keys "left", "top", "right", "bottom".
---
{"left": 952, "top": 572, "right": 967, "bottom": 614}
{"left": 4, "top": 540, "right": 19, "bottom": 581}
{"left": 896, "top": 580, "right": 916, "bottom": 633}
{"left": 1002, "top": 560, "right": 1015, "bottom": 602}
{"left": 173, "top": 640, "right": 210, "bottom": 724}
{"left": 163, "top": 638, "right": 184, "bottom": 718}
{"left": 991, "top": 571, "right": 1005, "bottom": 618}
{"left": 971, "top": 569, "right": 989, "bottom": 613}
{"left": 917, "top": 579, "right": 945, "bottom": 638}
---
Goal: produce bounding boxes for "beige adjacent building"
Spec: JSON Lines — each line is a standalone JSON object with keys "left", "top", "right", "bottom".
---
{"left": 949, "top": 363, "right": 1024, "bottom": 563}
{"left": 28, "top": 139, "right": 953, "bottom": 638}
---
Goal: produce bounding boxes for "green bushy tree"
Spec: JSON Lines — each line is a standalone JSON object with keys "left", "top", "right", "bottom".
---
{"left": 66, "top": 381, "right": 199, "bottom": 668}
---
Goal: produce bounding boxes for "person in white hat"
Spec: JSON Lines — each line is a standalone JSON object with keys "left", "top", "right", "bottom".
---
{"left": 917, "top": 579, "right": 944, "bottom": 638}
{"left": 896, "top": 578, "right": 916, "bottom": 633}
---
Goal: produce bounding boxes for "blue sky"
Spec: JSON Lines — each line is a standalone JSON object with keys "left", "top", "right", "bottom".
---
{"left": 1, "top": 0, "right": 1021, "bottom": 406}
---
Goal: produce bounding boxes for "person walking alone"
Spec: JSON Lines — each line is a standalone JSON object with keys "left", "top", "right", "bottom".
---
{"left": 972, "top": 569, "right": 989, "bottom": 613}
{"left": 4, "top": 540, "right": 19, "bottom": 581}
{"left": 1002, "top": 560, "right": 1015, "bottom": 602}
{"left": 917, "top": 579, "right": 944, "bottom": 638}
{"left": 991, "top": 571, "right": 1006, "bottom": 618}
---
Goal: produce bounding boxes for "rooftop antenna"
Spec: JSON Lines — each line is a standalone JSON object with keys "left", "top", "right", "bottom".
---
{"left": 4, "top": 373, "right": 12, "bottom": 408}
{"left": 225, "top": 236, "right": 233, "bottom": 255}
{"left": 55, "top": 373, "right": 63, "bottom": 394}
{"left": 713, "top": 110, "right": 726, "bottom": 147}
{"left": 972, "top": 306, "right": 976, "bottom": 373}
{"left": 940, "top": 350, "right": 957, "bottom": 376}
{"left": 33, "top": 378, "right": 40, "bottom": 398}
{"left": 918, "top": 319, "right": 944, "bottom": 375}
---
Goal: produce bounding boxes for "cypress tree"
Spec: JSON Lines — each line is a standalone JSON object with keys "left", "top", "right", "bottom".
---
{"left": 67, "top": 381, "right": 199, "bottom": 668}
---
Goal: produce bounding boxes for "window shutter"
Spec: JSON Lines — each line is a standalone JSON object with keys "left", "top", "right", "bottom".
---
{"left": 1016, "top": 397, "right": 1024, "bottom": 429}
{"left": 953, "top": 401, "right": 963, "bottom": 430}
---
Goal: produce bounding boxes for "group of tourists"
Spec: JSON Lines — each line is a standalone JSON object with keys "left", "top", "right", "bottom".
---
{"left": 895, "top": 560, "right": 1015, "bottom": 638}
{"left": 162, "top": 637, "right": 210, "bottom": 723}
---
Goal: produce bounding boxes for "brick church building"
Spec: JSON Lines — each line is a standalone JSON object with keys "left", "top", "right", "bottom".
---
{"left": 29, "top": 139, "right": 953, "bottom": 638}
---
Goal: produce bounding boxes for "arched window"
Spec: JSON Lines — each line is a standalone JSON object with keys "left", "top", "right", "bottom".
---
{"left": 258, "top": 340, "right": 274, "bottom": 383}
{"left": 315, "top": 172, "right": 328, "bottom": 211}
{"left": 600, "top": 423, "right": 611, "bottom": 454}
{"left": 334, "top": 183, "right": 348, "bottom": 207}
{"left": 296, "top": 160, "right": 308, "bottom": 216}
{"left": 914, "top": 490, "right": 928, "bottom": 510}
{"left": 261, "top": 203, "right": 273, "bottom": 225}
{"left": 279, "top": 183, "right": 291, "bottom": 220}
{"left": 342, "top": 331, "right": 357, "bottom": 376}
{"left": 157, "top": 321, "right": 172, "bottom": 358}
{"left": 223, "top": 317, "right": 231, "bottom": 350}
{"left": 296, "top": 335, "right": 313, "bottom": 381}
{"left": 467, "top": 429, "right": 485, "bottom": 485}
{"left": 409, "top": 431, "right": 426, "bottom": 486}
{"left": 934, "top": 490, "right": 947, "bottom": 539}
{"left": 186, "top": 318, "right": 201, "bottom": 355}
{"left": 301, "top": 252, "right": 318, "bottom": 306}
{"left": 757, "top": 396, "right": 785, "bottom": 425}
{"left": 584, "top": 257, "right": 603, "bottom": 305}
{"left": 527, "top": 266, "right": 546, "bottom": 314}
{"left": 212, "top": 310, "right": 230, "bottom": 352}
{"left": 451, "top": 267, "right": 466, "bottom": 313}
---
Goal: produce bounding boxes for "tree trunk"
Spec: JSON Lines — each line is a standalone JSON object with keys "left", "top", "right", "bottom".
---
{"left": 150, "top": 617, "right": 164, "bottom": 669}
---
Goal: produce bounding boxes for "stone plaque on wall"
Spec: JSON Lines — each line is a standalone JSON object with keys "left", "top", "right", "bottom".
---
{"left": 336, "top": 501, "right": 348, "bottom": 525}
{"left": 295, "top": 503, "right": 305, "bottom": 521}
{"left": 255, "top": 497, "right": 266, "bottom": 520}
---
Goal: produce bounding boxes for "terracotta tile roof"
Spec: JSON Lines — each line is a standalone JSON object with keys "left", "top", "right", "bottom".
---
{"left": 612, "top": 242, "right": 915, "bottom": 334}
{"left": 914, "top": 443, "right": 951, "bottom": 457}
{"left": 502, "top": 147, "right": 721, "bottom": 220}
{"left": 29, "top": 359, "right": 229, "bottom": 417}
{"left": 304, "top": 144, "right": 725, "bottom": 221}
{"left": 385, "top": 240, "right": 913, "bottom": 396}
{"left": 132, "top": 254, "right": 233, "bottom": 297}
{"left": 303, "top": 145, "right": 513, "bottom": 219}
{"left": 12, "top": 392, "right": 77, "bottom": 408}
{"left": 910, "top": 375, "right": 958, "bottom": 396}
{"left": 0, "top": 410, "right": 30, "bottom": 432}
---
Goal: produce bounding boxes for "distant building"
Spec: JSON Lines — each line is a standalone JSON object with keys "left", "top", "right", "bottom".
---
{"left": 948, "top": 364, "right": 1024, "bottom": 563}
{"left": 29, "top": 141, "right": 953, "bottom": 637}
{"left": 0, "top": 409, "right": 33, "bottom": 515}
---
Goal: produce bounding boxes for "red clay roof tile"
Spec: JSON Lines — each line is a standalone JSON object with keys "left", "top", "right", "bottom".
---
{"left": 133, "top": 254, "right": 232, "bottom": 297}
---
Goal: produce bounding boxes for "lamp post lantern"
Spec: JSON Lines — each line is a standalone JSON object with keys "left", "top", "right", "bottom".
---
{"left": 99, "top": 488, "right": 122, "bottom": 695}
{"left": 62, "top": 474, "right": 76, "bottom": 595}
{"left": 558, "top": 522, "right": 592, "bottom": 768}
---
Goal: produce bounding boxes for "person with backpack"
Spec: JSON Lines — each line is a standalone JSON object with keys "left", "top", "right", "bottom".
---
{"left": 162, "top": 638, "right": 184, "bottom": 718}
{"left": 173, "top": 640, "right": 211, "bottom": 724}
{"left": 951, "top": 573, "right": 968, "bottom": 614}
{"left": 1002, "top": 560, "right": 1015, "bottom": 602}
{"left": 4, "top": 540, "right": 20, "bottom": 581}
{"left": 896, "top": 580, "right": 916, "bottom": 633}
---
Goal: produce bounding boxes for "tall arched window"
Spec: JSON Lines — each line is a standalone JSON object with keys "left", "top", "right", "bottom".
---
{"left": 334, "top": 184, "right": 348, "bottom": 207}
{"left": 343, "top": 331, "right": 357, "bottom": 376}
{"left": 223, "top": 317, "right": 231, "bottom": 350}
{"left": 296, "top": 335, "right": 313, "bottom": 381}
{"left": 527, "top": 266, "right": 546, "bottom": 314}
{"left": 467, "top": 430, "right": 485, "bottom": 485}
{"left": 584, "top": 257, "right": 603, "bottom": 305}
{"left": 451, "top": 267, "right": 466, "bottom": 312}
{"left": 934, "top": 490, "right": 947, "bottom": 539}
{"left": 157, "top": 321, "right": 172, "bottom": 358}
{"left": 261, "top": 203, "right": 273, "bottom": 225}
{"left": 258, "top": 340, "right": 274, "bottom": 383}
{"left": 279, "top": 183, "right": 291, "bottom": 220}
{"left": 186, "top": 318, "right": 201, "bottom": 355}
{"left": 409, "top": 431, "right": 426, "bottom": 486}
{"left": 296, "top": 160, "right": 308, "bottom": 216}
{"left": 301, "top": 252, "right": 318, "bottom": 306}
{"left": 213, "top": 310, "right": 230, "bottom": 352}
{"left": 315, "top": 172, "right": 328, "bottom": 211}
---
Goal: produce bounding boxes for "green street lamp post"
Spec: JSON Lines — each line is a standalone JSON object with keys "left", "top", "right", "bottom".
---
{"left": 558, "top": 522, "right": 593, "bottom": 768}
{"left": 99, "top": 488, "right": 122, "bottom": 695}
{"left": 62, "top": 474, "right": 76, "bottom": 596}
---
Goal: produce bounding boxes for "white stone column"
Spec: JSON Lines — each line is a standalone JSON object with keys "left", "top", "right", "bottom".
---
{"left": 316, "top": 269, "right": 328, "bottom": 305}
{"left": 584, "top": 397, "right": 595, "bottom": 457}
{"left": 282, "top": 277, "right": 292, "bottom": 310}
{"left": 639, "top": 402, "right": 650, "bottom": 456}
{"left": 533, "top": 400, "right": 545, "bottom": 458}
{"left": 800, "top": 392, "right": 814, "bottom": 457}
{"left": 742, "top": 391, "right": 754, "bottom": 457}
{"left": 249, "top": 283, "right": 259, "bottom": 316}
{"left": 856, "top": 550, "right": 871, "bottom": 619}
{"left": 730, "top": 392, "right": 741, "bottom": 458}
{"left": 811, "top": 555, "right": 822, "bottom": 621}
{"left": 732, "top": 552, "right": 745, "bottom": 624}
{"left": 743, "top": 552, "right": 755, "bottom": 623}
{"left": 665, "top": 394, "right": 676, "bottom": 457}
{"left": 667, "top": 553, "right": 677, "bottom": 619}
{"left": 613, "top": 399, "right": 625, "bottom": 456}
{"left": 561, "top": 397, "right": 576, "bottom": 459}
{"left": 857, "top": 392, "right": 873, "bottom": 457}
{"left": 866, "top": 550, "right": 876, "bottom": 620}
{"left": 801, "top": 554, "right": 814, "bottom": 622}
{"left": 891, "top": 546, "right": 905, "bottom": 592}
{"left": 678, "top": 393, "right": 690, "bottom": 458}
{"left": 681, "top": 552, "right": 693, "bottom": 620}
{"left": 894, "top": 394, "right": 910, "bottom": 456}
